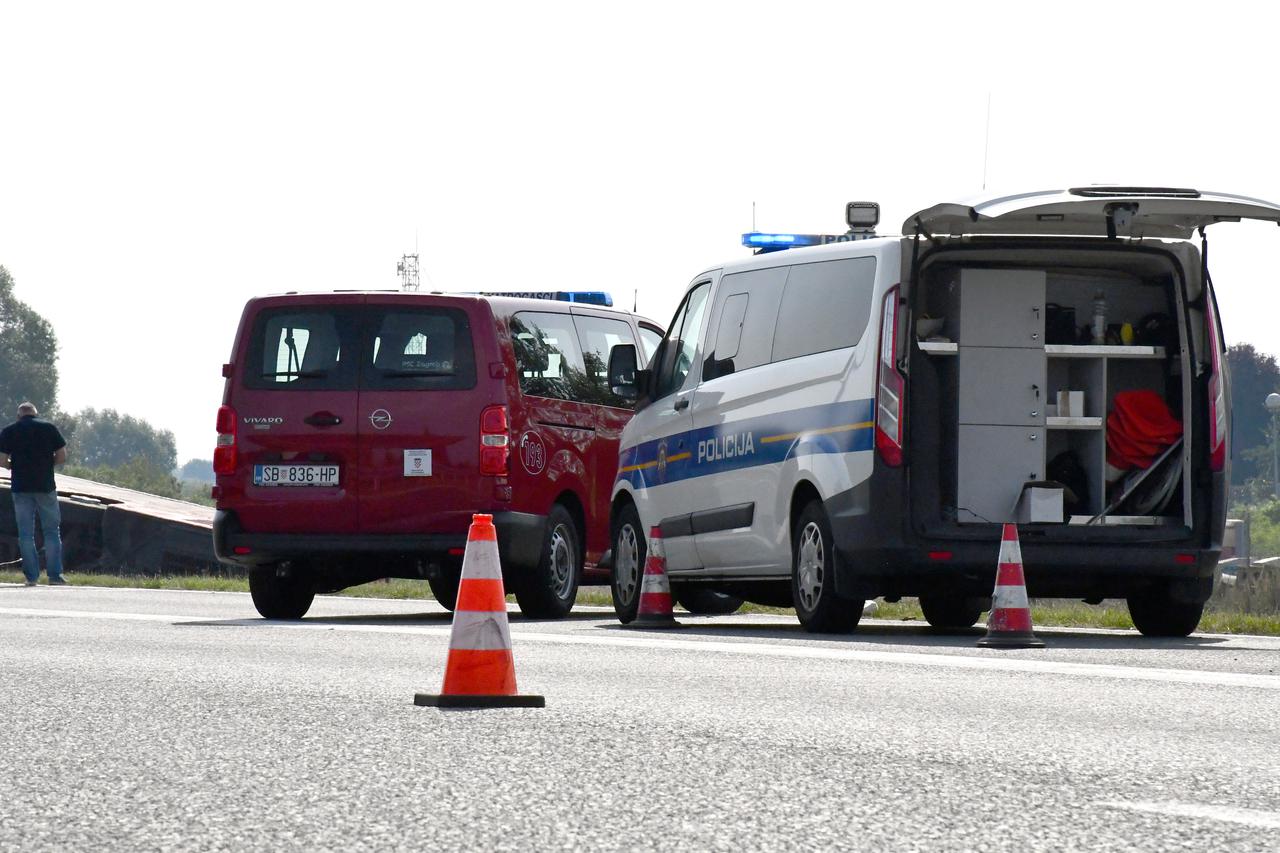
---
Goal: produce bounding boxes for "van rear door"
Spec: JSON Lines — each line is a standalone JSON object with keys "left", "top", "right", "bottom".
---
{"left": 232, "top": 296, "right": 362, "bottom": 534}
{"left": 356, "top": 297, "right": 491, "bottom": 535}
{"left": 904, "top": 187, "right": 1280, "bottom": 238}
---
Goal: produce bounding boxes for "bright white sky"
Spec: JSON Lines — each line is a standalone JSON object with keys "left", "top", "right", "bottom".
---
{"left": 2, "top": 1, "right": 1278, "bottom": 464}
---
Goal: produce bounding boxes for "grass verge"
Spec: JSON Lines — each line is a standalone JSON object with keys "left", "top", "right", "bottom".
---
{"left": 5, "top": 571, "right": 1280, "bottom": 636}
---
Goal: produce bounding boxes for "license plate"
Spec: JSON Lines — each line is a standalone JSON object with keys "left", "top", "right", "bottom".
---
{"left": 253, "top": 464, "right": 340, "bottom": 487}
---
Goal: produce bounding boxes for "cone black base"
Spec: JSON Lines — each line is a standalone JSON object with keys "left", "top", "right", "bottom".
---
{"left": 977, "top": 632, "right": 1045, "bottom": 649}
{"left": 414, "top": 693, "right": 546, "bottom": 708}
{"left": 628, "top": 615, "right": 684, "bottom": 629}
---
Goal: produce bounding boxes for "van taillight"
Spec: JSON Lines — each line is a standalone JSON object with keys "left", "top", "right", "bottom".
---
{"left": 214, "top": 405, "right": 237, "bottom": 476}
{"left": 875, "top": 286, "right": 905, "bottom": 467}
{"left": 1206, "top": 297, "right": 1227, "bottom": 473}
{"left": 480, "top": 405, "right": 510, "bottom": 476}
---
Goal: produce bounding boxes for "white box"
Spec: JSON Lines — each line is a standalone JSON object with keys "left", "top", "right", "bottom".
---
{"left": 1015, "top": 483, "right": 1064, "bottom": 524}
{"left": 1056, "top": 390, "right": 1085, "bottom": 417}
{"left": 403, "top": 449, "right": 432, "bottom": 477}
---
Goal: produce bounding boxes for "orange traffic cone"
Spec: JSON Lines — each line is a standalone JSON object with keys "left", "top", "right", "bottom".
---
{"left": 629, "top": 526, "right": 682, "bottom": 628}
{"left": 415, "top": 514, "right": 545, "bottom": 708}
{"left": 977, "top": 523, "right": 1045, "bottom": 649}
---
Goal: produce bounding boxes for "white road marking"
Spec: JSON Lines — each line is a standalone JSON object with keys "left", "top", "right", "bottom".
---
{"left": 3, "top": 604, "right": 1280, "bottom": 691}
{"left": 1098, "top": 800, "right": 1280, "bottom": 829}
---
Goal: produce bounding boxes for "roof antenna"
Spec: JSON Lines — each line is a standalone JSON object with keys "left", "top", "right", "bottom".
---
{"left": 982, "top": 92, "right": 992, "bottom": 191}
{"left": 752, "top": 201, "right": 757, "bottom": 232}
{"left": 633, "top": 288, "right": 637, "bottom": 313}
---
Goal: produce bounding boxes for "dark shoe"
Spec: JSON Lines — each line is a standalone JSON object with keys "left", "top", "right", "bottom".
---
{"left": 24, "top": 580, "right": 38, "bottom": 587}
{"left": 48, "top": 577, "right": 69, "bottom": 586}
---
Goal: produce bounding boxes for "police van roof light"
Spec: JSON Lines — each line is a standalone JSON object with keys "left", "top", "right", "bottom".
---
{"left": 846, "top": 201, "right": 880, "bottom": 231}
{"left": 741, "top": 232, "right": 824, "bottom": 249}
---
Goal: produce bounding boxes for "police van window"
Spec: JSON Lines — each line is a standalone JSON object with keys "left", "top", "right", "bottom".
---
{"left": 653, "top": 282, "right": 711, "bottom": 400}
{"left": 772, "top": 257, "right": 877, "bottom": 362}
{"left": 638, "top": 324, "right": 662, "bottom": 364}
{"left": 512, "top": 311, "right": 588, "bottom": 402}
{"left": 716, "top": 294, "right": 748, "bottom": 361}
{"left": 363, "top": 308, "right": 477, "bottom": 391}
{"left": 572, "top": 314, "right": 637, "bottom": 408}
{"left": 246, "top": 309, "right": 358, "bottom": 390}
{"left": 705, "top": 266, "right": 787, "bottom": 380}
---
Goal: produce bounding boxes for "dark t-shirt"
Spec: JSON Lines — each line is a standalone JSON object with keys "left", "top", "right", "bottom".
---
{"left": 0, "top": 416, "right": 66, "bottom": 493}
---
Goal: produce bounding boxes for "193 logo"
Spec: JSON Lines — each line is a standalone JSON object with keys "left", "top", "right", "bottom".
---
{"left": 519, "top": 431, "right": 546, "bottom": 475}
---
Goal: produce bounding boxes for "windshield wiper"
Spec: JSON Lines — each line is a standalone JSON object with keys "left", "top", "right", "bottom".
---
{"left": 261, "top": 370, "right": 329, "bottom": 379}
{"left": 380, "top": 369, "right": 455, "bottom": 378}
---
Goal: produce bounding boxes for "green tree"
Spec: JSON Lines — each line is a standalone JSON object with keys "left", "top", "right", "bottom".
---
{"left": 71, "top": 407, "right": 177, "bottom": 472}
{"left": 179, "top": 458, "right": 215, "bottom": 482}
{"left": 1227, "top": 344, "right": 1280, "bottom": 485}
{"left": 0, "top": 265, "right": 59, "bottom": 414}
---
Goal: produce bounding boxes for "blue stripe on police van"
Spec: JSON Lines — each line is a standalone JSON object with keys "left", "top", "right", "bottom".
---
{"left": 616, "top": 398, "right": 874, "bottom": 491}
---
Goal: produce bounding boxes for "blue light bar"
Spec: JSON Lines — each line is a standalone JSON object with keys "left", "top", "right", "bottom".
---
{"left": 741, "top": 232, "right": 826, "bottom": 249}
{"left": 741, "top": 231, "right": 879, "bottom": 252}
{"left": 476, "top": 290, "right": 614, "bottom": 307}
{"left": 555, "top": 291, "right": 613, "bottom": 307}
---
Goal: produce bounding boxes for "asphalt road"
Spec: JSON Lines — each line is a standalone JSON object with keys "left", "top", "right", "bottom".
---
{"left": 2, "top": 584, "right": 1279, "bottom": 852}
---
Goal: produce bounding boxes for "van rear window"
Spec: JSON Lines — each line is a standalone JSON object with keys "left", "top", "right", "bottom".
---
{"left": 363, "top": 308, "right": 476, "bottom": 391}
{"left": 247, "top": 309, "right": 359, "bottom": 390}
{"left": 244, "top": 306, "right": 475, "bottom": 391}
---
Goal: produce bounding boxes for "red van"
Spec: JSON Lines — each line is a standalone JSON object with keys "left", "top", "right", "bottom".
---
{"left": 212, "top": 291, "right": 662, "bottom": 619}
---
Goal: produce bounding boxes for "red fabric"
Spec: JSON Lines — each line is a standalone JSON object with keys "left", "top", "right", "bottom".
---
{"left": 1106, "top": 391, "right": 1182, "bottom": 470}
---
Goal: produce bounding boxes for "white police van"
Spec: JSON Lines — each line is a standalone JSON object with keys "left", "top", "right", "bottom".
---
{"left": 606, "top": 188, "right": 1280, "bottom": 636}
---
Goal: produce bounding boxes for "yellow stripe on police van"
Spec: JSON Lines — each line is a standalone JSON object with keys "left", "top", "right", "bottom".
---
{"left": 618, "top": 449, "right": 694, "bottom": 474}
{"left": 759, "top": 421, "right": 874, "bottom": 444}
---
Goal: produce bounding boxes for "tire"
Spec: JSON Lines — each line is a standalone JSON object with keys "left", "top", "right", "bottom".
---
{"left": 1127, "top": 588, "right": 1204, "bottom": 637}
{"left": 919, "top": 594, "right": 985, "bottom": 631}
{"left": 791, "top": 500, "right": 859, "bottom": 634}
{"left": 427, "top": 558, "right": 462, "bottom": 611}
{"left": 249, "top": 565, "right": 315, "bottom": 620}
{"left": 673, "top": 586, "right": 744, "bottom": 615}
{"left": 610, "top": 503, "right": 646, "bottom": 625}
{"left": 513, "top": 504, "right": 581, "bottom": 619}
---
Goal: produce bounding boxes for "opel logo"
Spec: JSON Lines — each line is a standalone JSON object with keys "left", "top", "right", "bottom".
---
{"left": 369, "top": 408, "right": 393, "bottom": 430}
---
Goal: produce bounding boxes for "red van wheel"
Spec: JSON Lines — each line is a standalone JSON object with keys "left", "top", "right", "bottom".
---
{"left": 513, "top": 504, "right": 581, "bottom": 619}
{"left": 248, "top": 565, "right": 315, "bottom": 620}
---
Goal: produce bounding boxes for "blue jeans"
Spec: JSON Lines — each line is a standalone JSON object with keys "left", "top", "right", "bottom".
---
{"left": 12, "top": 491, "right": 64, "bottom": 583}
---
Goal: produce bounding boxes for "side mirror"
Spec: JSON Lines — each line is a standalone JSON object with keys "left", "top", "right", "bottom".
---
{"left": 608, "top": 343, "right": 640, "bottom": 401}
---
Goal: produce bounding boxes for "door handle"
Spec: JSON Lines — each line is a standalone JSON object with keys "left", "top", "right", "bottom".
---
{"left": 673, "top": 398, "right": 690, "bottom": 412}
{"left": 305, "top": 412, "right": 343, "bottom": 427}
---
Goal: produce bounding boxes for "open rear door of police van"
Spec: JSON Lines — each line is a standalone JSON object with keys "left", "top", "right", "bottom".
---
{"left": 900, "top": 187, "right": 1280, "bottom": 542}
{"left": 903, "top": 187, "right": 1280, "bottom": 239}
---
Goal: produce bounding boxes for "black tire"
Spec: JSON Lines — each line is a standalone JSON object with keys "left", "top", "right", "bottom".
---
{"left": 427, "top": 558, "right": 462, "bottom": 611}
{"left": 610, "top": 502, "right": 646, "bottom": 625}
{"left": 673, "top": 586, "right": 744, "bottom": 615}
{"left": 919, "top": 594, "right": 985, "bottom": 631}
{"left": 513, "top": 504, "right": 581, "bottom": 619}
{"left": 791, "top": 500, "right": 859, "bottom": 634}
{"left": 248, "top": 565, "right": 315, "bottom": 620}
{"left": 1127, "top": 588, "right": 1204, "bottom": 638}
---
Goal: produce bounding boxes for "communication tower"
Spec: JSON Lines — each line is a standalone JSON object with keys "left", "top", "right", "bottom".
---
{"left": 397, "top": 254, "right": 420, "bottom": 291}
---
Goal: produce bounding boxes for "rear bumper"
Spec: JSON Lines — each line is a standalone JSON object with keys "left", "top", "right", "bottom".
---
{"left": 213, "top": 509, "right": 546, "bottom": 573}
{"left": 824, "top": 485, "right": 1218, "bottom": 603}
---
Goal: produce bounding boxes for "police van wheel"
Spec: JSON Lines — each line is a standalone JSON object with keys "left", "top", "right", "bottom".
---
{"left": 1127, "top": 587, "right": 1204, "bottom": 637}
{"left": 792, "top": 501, "right": 859, "bottom": 634}
{"left": 249, "top": 564, "right": 315, "bottom": 620}
{"left": 610, "top": 503, "right": 646, "bottom": 624}
{"left": 514, "top": 504, "right": 581, "bottom": 619}
{"left": 674, "top": 586, "right": 744, "bottom": 616}
{"left": 919, "top": 594, "right": 985, "bottom": 631}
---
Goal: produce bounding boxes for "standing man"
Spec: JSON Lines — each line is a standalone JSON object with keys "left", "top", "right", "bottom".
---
{"left": 0, "top": 402, "right": 68, "bottom": 586}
